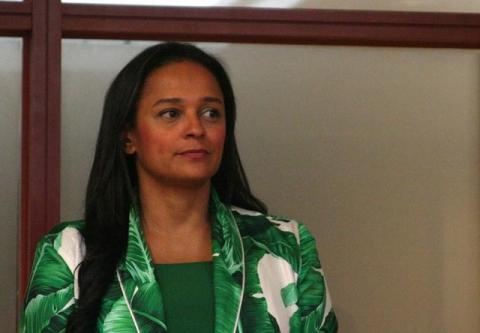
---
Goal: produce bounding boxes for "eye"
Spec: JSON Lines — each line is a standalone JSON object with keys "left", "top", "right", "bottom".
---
{"left": 158, "top": 108, "right": 180, "bottom": 119}
{"left": 201, "top": 107, "right": 222, "bottom": 120}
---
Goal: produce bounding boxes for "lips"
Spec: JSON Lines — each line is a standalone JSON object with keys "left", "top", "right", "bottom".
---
{"left": 176, "top": 149, "right": 210, "bottom": 158}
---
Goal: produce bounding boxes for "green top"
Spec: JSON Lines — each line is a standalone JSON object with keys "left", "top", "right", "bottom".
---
{"left": 153, "top": 261, "right": 214, "bottom": 333}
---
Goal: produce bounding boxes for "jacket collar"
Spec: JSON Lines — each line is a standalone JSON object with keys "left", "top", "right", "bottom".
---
{"left": 210, "top": 189, "right": 245, "bottom": 332}
{"left": 117, "top": 189, "right": 245, "bottom": 333}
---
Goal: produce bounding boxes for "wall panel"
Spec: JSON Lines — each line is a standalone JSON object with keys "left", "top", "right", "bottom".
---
{"left": 0, "top": 37, "right": 22, "bottom": 333}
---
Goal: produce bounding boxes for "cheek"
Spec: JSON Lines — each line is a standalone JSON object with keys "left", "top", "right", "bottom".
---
{"left": 211, "top": 126, "right": 226, "bottom": 150}
{"left": 135, "top": 122, "right": 171, "bottom": 153}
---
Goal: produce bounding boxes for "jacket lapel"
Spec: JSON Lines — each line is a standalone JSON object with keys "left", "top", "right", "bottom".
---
{"left": 116, "top": 208, "right": 167, "bottom": 333}
{"left": 115, "top": 191, "right": 245, "bottom": 333}
{"left": 210, "top": 190, "right": 245, "bottom": 333}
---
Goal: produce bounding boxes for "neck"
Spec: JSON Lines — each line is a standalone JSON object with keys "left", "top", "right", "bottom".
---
{"left": 138, "top": 179, "right": 214, "bottom": 263}
{"left": 139, "top": 179, "right": 211, "bottom": 235}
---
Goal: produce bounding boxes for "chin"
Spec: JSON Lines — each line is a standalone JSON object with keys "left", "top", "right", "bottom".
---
{"left": 177, "top": 166, "right": 218, "bottom": 181}
{"left": 168, "top": 171, "right": 216, "bottom": 188}
{"left": 171, "top": 178, "right": 212, "bottom": 190}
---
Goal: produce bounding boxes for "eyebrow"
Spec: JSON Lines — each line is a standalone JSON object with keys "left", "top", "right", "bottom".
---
{"left": 153, "top": 96, "right": 223, "bottom": 106}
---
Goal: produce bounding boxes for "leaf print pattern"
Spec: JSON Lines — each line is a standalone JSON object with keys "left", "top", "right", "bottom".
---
{"left": 256, "top": 254, "right": 299, "bottom": 333}
{"left": 130, "top": 282, "right": 167, "bottom": 330}
{"left": 24, "top": 285, "right": 74, "bottom": 333}
{"left": 22, "top": 190, "right": 337, "bottom": 332}
{"left": 281, "top": 283, "right": 298, "bottom": 307}
{"left": 22, "top": 222, "right": 84, "bottom": 333}
{"left": 102, "top": 296, "right": 140, "bottom": 333}
{"left": 296, "top": 224, "right": 337, "bottom": 332}
{"left": 210, "top": 191, "right": 245, "bottom": 333}
{"left": 112, "top": 209, "right": 167, "bottom": 332}
{"left": 121, "top": 208, "right": 156, "bottom": 285}
{"left": 241, "top": 237, "right": 279, "bottom": 332}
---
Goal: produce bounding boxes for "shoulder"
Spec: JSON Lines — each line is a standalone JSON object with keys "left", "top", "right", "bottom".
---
{"left": 230, "top": 205, "right": 325, "bottom": 276}
{"left": 230, "top": 207, "right": 338, "bottom": 331}
{"left": 32, "top": 220, "right": 86, "bottom": 269}
{"left": 231, "top": 205, "right": 314, "bottom": 247}
{"left": 22, "top": 221, "right": 86, "bottom": 332}
{"left": 49, "top": 220, "right": 86, "bottom": 269}
{"left": 39, "top": 220, "right": 86, "bottom": 270}
{"left": 26, "top": 221, "right": 86, "bottom": 300}
{"left": 41, "top": 220, "right": 86, "bottom": 244}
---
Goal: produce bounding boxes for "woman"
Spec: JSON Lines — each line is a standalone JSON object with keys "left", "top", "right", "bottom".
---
{"left": 22, "top": 42, "right": 338, "bottom": 332}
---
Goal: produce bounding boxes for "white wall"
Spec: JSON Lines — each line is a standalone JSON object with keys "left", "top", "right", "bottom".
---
{"left": 227, "top": 44, "right": 480, "bottom": 333}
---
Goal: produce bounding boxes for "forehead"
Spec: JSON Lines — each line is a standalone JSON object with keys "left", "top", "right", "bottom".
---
{"left": 141, "top": 60, "right": 223, "bottom": 98}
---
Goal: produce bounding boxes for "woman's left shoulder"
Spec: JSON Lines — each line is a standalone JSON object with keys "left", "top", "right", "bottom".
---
{"left": 230, "top": 206, "right": 311, "bottom": 247}
{"left": 230, "top": 206, "right": 338, "bottom": 332}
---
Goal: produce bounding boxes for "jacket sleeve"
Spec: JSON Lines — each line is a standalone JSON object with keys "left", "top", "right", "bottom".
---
{"left": 21, "top": 225, "right": 85, "bottom": 333}
{"left": 297, "top": 223, "right": 338, "bottom": 333}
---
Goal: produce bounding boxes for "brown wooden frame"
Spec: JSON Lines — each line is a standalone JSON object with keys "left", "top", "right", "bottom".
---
{"left": 62, "top": 4, "right": 480, "bottom": 47}
{"left": 0, "top": 0, "right": 479, "bottom": 324}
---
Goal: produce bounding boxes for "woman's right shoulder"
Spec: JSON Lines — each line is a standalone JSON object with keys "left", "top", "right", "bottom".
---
{"left": 30, "top": 220, "right": 87, "bottom": 279}
{"left": 37, "top": 220, "right": 87, "bottom": 272}
{"left": 45, "top": 219, "right": 86, "bottom": 239}
{"left": 38, "top": 220, "right": 86, "bottom": 255}
{"left": 22, "top": 221, "right": 87, "bottom": 332}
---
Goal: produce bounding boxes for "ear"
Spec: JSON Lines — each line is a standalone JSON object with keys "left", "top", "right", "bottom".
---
{"left": 123, "top": 130, "right": 137, "bottom": 155}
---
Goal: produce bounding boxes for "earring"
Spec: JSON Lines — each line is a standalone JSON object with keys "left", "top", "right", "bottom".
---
{"left": 124, "top": 137, "right": 135, "bottom": 154}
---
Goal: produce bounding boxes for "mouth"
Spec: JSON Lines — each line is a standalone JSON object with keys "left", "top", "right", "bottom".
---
{"left": 176, "top": 149, "right": 210, "bottom": 159}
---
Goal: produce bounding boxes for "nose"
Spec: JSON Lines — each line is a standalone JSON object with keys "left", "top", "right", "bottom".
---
{"left": 185, "top": 112, "right": 206, "bottom": 138}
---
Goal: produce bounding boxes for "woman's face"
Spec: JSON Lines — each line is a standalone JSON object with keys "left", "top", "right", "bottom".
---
{"left": 125, "top": 60, "right": 226, "bottom": 189}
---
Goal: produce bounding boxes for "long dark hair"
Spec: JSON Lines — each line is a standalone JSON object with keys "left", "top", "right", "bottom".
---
{"left": 66, "top": 42, "right": 266, "bottom": 332}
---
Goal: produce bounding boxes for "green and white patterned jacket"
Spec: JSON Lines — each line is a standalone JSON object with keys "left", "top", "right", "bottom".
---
{"left": 22, "top": 191, "right": 338, "bottom": 332}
